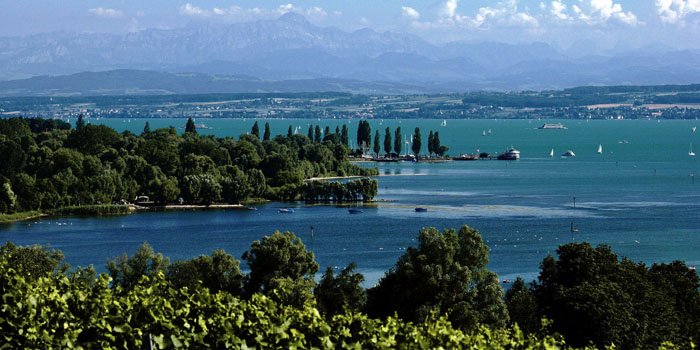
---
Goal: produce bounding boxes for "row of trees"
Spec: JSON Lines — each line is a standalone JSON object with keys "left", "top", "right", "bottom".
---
{"left": 3, "top": 225, "right": 698, "bottom": 348}
{"left": 358, "top": 121, "right": 448, "bottom": 157}
{"left": 0, "top": 117, "right": 378, "bottom": 213}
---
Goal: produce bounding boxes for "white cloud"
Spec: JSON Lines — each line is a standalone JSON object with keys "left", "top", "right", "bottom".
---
{"left": 550, "top": 1, "right": 570, "bottom": 20}
{"left": 401, "top": 6, "right": 421, "bottom": 20}
{"left": 333, "top": 10, "right": 343, "bottom": 16}
{"left": 88, "top": 7, "right": 124, "bottom": 18}
{"left": 589, "top": 0, "right": 638, "bottom": 25}
{"left": 177, "top": 3, "right": 330, "bottom": 22}
{"left": 179, "top": 3, "right": 210, "bottom": 17}
{"left": 306, "top": 7, "right": 327, "bottom": 20}
{"left": 657, "top": 0, "right": 700, "bottom": 24}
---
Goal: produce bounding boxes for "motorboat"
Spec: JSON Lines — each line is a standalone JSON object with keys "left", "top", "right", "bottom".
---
{"left": 348, "top": 209, "right": 363, "bottom": 214}
{"left": 415, "top": 207, "right": 428, "bottom": 212}
{"left": 497, "top": 148, "right": 520, "bottom": 160}
{"left": 278, "top": 208, "right": 294, "bottom": 213}
{"left": 561, "top": 150, "right": 576, "bottom": 157}
{"left": 538, "top": 123, "right": 567, "bottom": 129}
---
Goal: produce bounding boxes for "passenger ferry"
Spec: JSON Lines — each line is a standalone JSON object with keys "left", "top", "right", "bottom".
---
{"left": 538, "top": 123, "right": 567, "bottom": 129}
{"left": 497, "top": 148, "right": 520, "bottom": 160}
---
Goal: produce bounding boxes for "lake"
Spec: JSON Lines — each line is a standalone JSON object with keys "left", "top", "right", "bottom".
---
{"left": 1, "top": 118, "right": 698, "bottom": 285}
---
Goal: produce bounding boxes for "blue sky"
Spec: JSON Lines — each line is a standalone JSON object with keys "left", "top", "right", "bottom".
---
{"left": 1, "top": 0, "right": 699, "bottom": 50}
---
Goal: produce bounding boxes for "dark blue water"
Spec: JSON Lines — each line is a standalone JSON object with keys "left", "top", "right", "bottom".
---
{"left": 1, "top": 119, "right": 698, "bottom": 285}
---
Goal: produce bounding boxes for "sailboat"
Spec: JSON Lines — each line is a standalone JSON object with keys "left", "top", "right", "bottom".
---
{"left": 691, "top": 143, "right": 696, "bottom": 156}
{"left": 482, "top": 130, "right": 486, "bottom": 136}
{"left": 488, "top": 129, "right": 492, "bottom": 134}
{"left": 441, "top": 120, "right": 447, "bottom": 127}
{"left": 549, "top": 149, "right": 554, "bottom": 157}
{"left": 597, "top": 144, "right": 603, "bottom": 154}
{"left": 693, "top": 126, "right": 696, "bottom": 133}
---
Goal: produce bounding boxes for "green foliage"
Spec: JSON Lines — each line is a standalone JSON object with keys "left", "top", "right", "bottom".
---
{"left": 167, "top": 249, "right": 244, "bottom": 296}
{"left": 106, "top": 242, "right": 170, "bottom": 291}
{"left": 428, "top": 130, "right": 434, "bottom": 156}
{"left": 315, "top": 262, "right": 366, "bottom": 319}
{"left": 251, "top": 121, "right": 260, "bottom": 138}
{"left": 0, "top": 242, "right": 67, "bottom": 280}
{"left": 373, "top": 130, "right": 381, "bottom": 156}
{"left": 412, "top": 127, "right": 421, "bottom": 156}
{"left": 0, "top": 182, "right": 17, "bottom": 214}
{"left": 533, "top": 242, "right": 700, "bottom": 350}
{"left": 185, "top": 117, "right": 197, "bottom": 134}
{"left": 356, "top": 120, "right": 371, "bottom": 152}
{"left": 394, "top": 126, "right": 402, "bottom": 155}
{"left": 0, "top": 210, "right": 43, "bottom": 223}
{"left": 315, "top": 125, "right": 322, "bottom": 143}
{"left": 263, "top": 122, "right": 271, "bottom": 141}
{"left": 300, "top": 178, "right": 378, "bottom": 202}
{"left": 341, "top": 124, "right": 349, "bottom": 146}
{"left": 366, "top": 225, "right": 508, "bottom": 331}
{"left": 505, "top": 277, "right": 540, "bottom": 334}
{"left": 51, "top": 204, "right": 132, "bottom": 216}
{"left": 242, "top": 231, "right": 319, "bottom": 299}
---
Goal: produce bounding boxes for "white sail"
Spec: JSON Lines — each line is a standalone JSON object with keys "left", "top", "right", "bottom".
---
{"left": 597, "top": 144, "right": 603, "bottom": 154}
{"left": 549, "top": 149, "right": 554, "bottom": 157}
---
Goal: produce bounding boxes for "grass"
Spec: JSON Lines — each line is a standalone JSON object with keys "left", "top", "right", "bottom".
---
{"left": 0, "top": 211, "right": 45, "bottom": 224}
{"left": 50, "top": 205, "right": 133, "bottom": 216}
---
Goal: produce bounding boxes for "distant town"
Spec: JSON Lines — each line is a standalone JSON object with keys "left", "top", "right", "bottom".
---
{"left": 2, "top": 84, "right": 700, "bottom": 120}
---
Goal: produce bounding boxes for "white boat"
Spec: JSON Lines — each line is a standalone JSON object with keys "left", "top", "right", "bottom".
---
{"left": 497, "top": 148, "right": 520, "bottom": 160}
{"left": 561, "top": 150, "right": 576, "bottom": 157}
{"left": 549, "top": 149, "right": 554, "bottom": 157}
{"left": 693, "top": 126, "right": 697, "bottom": 133}
{"left": 441, "top": 120, "right": 447, "bottom": 127}
{"left": 538, "top": 123, "right": 567, "bottom": 129}
{"left": 597, "top": 144, "right": 603, "bottom": 154}
{"left": 482, "top": 130, "right": 486, "bottom": 136}
{"left": 488, "top": 129, "right": 492, "bottom": 134}
{"left": 691, "top": 143, "right": 696, "bottom": 156}
{"left": 278, "top": 208, "right": 294, "bottom": 213}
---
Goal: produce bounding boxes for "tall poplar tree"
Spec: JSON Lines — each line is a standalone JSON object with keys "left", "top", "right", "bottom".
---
{"left": 373, "top": 130, "right": 381, "bottom": 156}
{"left": 412, "top": 127, "right": 421, "bottom": 156}
{"left": 185, "top": 118, "right": 197, "bottom": 134}
{"left": 384, "top": 127, "right": 392, "bottom": 156}
{"left": 315, "top": 125, "right": 322, "bottom": 143}
{"left": 394, "top": 126, "right": 402, "bottom": 155}
{"left": 428, "top": 131, "right": 434, "bottom": 156}
{"left": 251, "top": 121, "right": 260, "bottom": 138}
{"left": 263, "top": 122, "right": 271, "bottom": 141}
{"left": 341, "top": 125, "right": 349, "bottom": 146}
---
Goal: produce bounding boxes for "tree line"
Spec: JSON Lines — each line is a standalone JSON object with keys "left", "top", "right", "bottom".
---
{"left": 2, "top": 224, "right": 698, "bottom": 349}
{"left": 356, "top": 120, "right": 448, "bottom": 157}
{"left": 0, "top": 116, "right": 378, "bottom": 213}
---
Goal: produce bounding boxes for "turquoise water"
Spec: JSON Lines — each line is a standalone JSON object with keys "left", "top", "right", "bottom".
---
{"left": 1, "top": 118, "right": 698, "bottom": 285}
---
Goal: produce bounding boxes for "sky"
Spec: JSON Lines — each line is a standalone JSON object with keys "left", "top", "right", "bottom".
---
{"left": 1, "top": 0, "right": 699, "bottom": 51}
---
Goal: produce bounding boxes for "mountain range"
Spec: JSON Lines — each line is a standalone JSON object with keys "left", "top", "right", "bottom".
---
{"left": 1, "top": 12, "right": 700, "bottom": 95}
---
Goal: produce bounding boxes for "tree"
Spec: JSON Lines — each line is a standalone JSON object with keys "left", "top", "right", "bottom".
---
{"left": 341, "top": 125, "right": 349, "bottom": 146}
{"left": 106, "top": 242, "right": 170, "bottom": 291}
{"left": 505, "top": 277, "right": 539, "bottom": 334}
{"left": 325, "top": 126, "right": 330, "bottom": 137}
{"left": 433, "top": 132, "right": 443, "bottom": 157}
{"left": 263, "top": 122, "right": 271, "bottom": 141}
{"left": 0, "top": 242, "right": 67, "bottom": 281}
{"left": 287, "top": 125, "right": 293, "bottom": 138}
{"left": 76, "top": 114, "right": 85, "bottom": 130}
{"left": 428, "top": 130, "right": 434, "bottom": 156}
{"left": 373, "top": 130, "right": 380, "bottom": 156}
{"left": 314, "top": 125, "right": 322, "bottom": 143}
{"left": 166, "top": 249, "right": 244, "bottom": 295}
{"left": 315, "top": 262, "right": 366, "bottom": 319}
{"left": 185, "top": 118, "right": 197, "bottom": 134}
{"left": 412, "top": 127, "right": 421, "bottom": 156}
{"left": 357, "top": 121, "right": 371, "bottom": 153}
{"left": 0, "top": 182, "right": 17, "bottom": 214}
{"left": 251, "top": 121, "right": 260, "bottom": 139}
{"left": 308, "top": 125, "right": 314, "bottom": 140}
{"left": 242, "top": 231, "right": 319, "bottom": 298}
{"left": 394, "top": 126, "right": 402, "bottom": 155}
{"left": 384, "top": 127, "right": 392, "bottom": 156}
{"left": 143, "top": 122, "right": 151, "bottom": 134}
{"left": 366, "top": 225, "right": 508, "bottom": 331}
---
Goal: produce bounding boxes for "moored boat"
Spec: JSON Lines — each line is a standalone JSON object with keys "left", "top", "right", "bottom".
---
{"left": 278, "top": 208, "right": 294, "bottom": 213}
{"left": 538, "top": 123, "right": 567, "bottom": 129}
{"left": 497, "top": 148, "right": 520, "bottom": 160}
{"left": 415, "top": 207, "right": 428, "bottom": 212}
{"left": 348, "top": 209, "right": 363, "bottom": 214}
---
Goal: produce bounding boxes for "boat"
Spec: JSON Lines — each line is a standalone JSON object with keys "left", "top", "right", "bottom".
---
{"left": 415, "top": 207, "right": 428, "bottom": 212}
{"left": 441, "top": 120, "right": 447, "bottom": 127}
{"left": 278, "top": 208, "right": 294, "bottom": 213}
{"left": 597, "top": 144, "right": 603, "bottom": 154}
{"left": 497, "top": 148, "right": 520, "bottom": 160}
{"left": 549, "top": 149, "right": 554, "bottom": 157}
{"left": 561, "top": 150, "right": 576, "bottom": 157}
{"left": 488, "top": 129, "right": 492, "bottom": 134}
{"left": 348, "top": 209, "right": 363, "bottom": 214}
{"left": 538, "top": 123, "right": 567, "bottom": 129}
{"left": 246, "top": 207, "right": 257, "bottom": 211}
{"left": 690, "top": 143, "right": 696, "bottom": 156}
{"left": 482, "top": 130, "right": 486, "bottom": 136}
{"left": 693, "top": 126, "right": 697, "bottom": 133}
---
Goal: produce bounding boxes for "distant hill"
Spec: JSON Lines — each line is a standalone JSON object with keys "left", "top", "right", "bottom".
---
{"left": 0, "top": 70, "right": 426, "bottom": 96}
{"left": 1, "top": 13, "right": 700, "bottom": 91}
